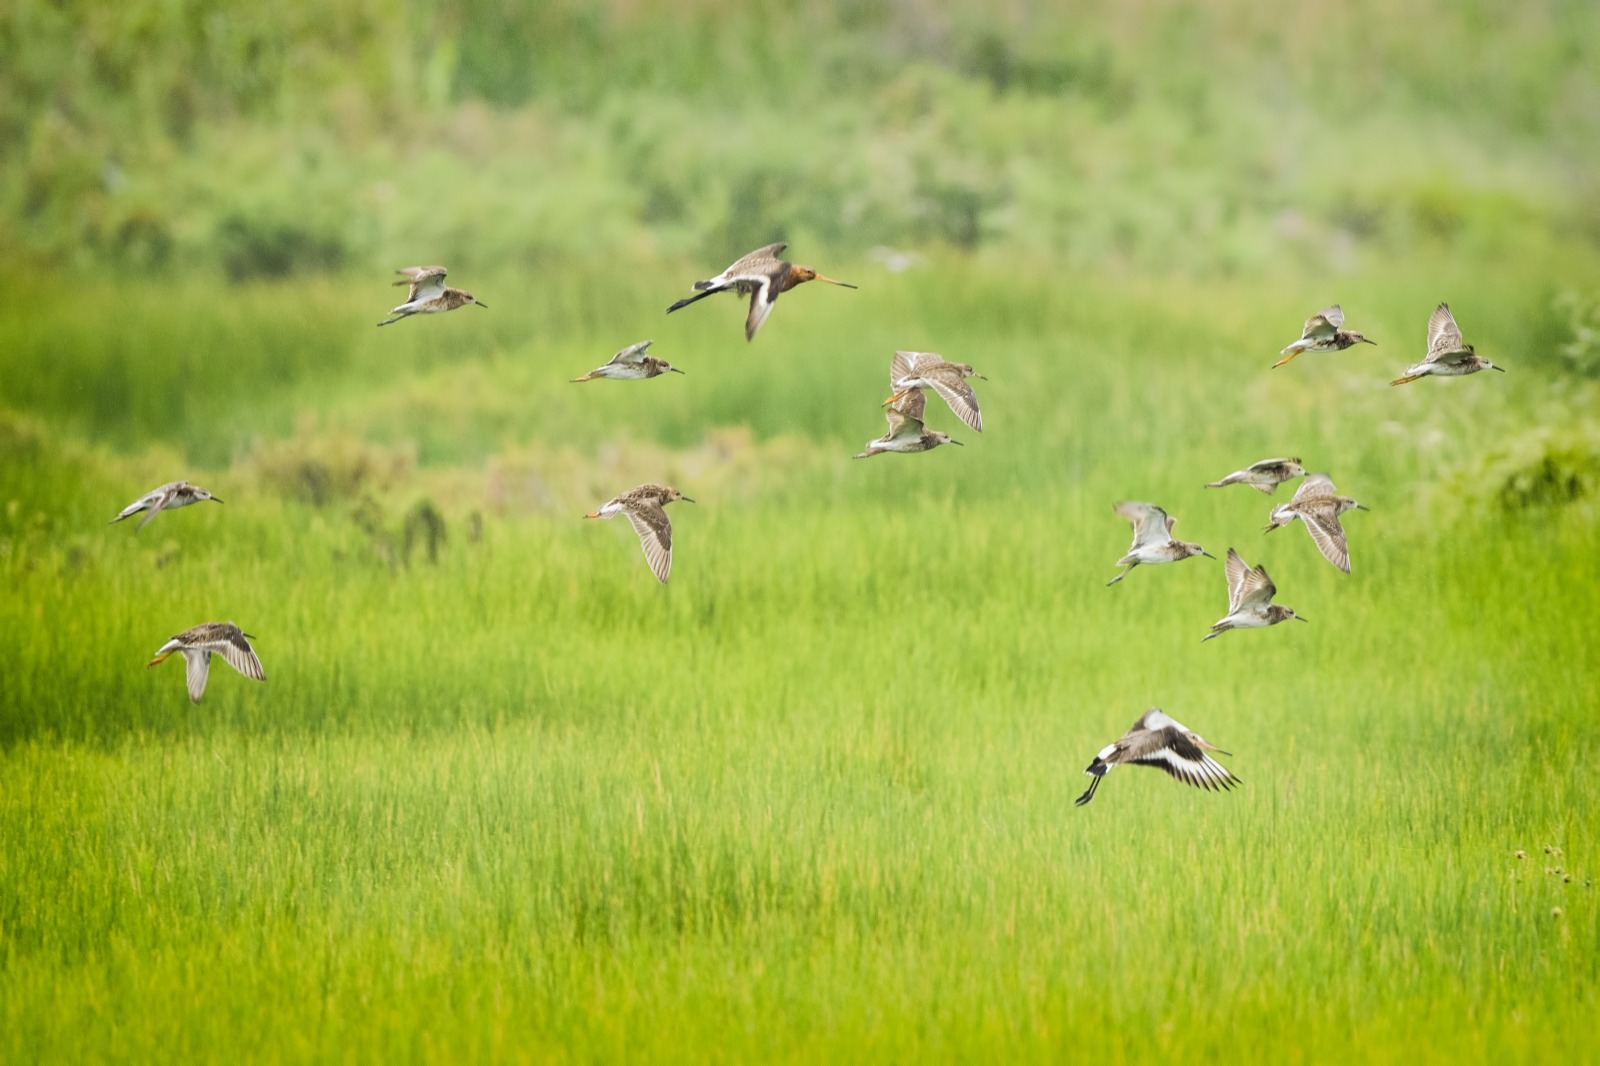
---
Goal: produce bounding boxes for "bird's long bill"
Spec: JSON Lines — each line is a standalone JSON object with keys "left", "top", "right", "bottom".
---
{"left": 582, "top": 511, "right": 600, "bottom": 519}
{"left": 475, "top": 301, "right": 489, "bottom": 309}
{"left": 679, "top": 496, "right": 697, "bottom": 504}
{"left": 1200, "top": 549, "right": 1216, "bottom": 559}
{"left": 1491, "top": 364, "right": 1506, "bottom": 372}
{"left": 668, "top": 366, "right": 686, "bottom": 374}
{"left": 812, "top": 273, "right": 857, "bottom": 289}
{"left": 949, "top": 439, "right": 964, "bottom": 446}
{"left": 1295, "top": 615, "right": 1310, "bottom": 622}
{"left": 211, "top": 497, "right": 225, "bottom": 504}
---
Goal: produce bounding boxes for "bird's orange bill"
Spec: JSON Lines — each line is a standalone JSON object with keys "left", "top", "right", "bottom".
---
{"left": 811, "top": 274, "right": 857, "bottom": 289}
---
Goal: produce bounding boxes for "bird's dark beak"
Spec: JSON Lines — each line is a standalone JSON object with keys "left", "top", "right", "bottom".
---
{"left": 669, "top": 366, "right": 686, "bottom": 374}
{"left": 1363, "top": 337, "right": 1377, "bottom": 345}
{"left": 475, "top": 301, "right": 489, "bottom": 309}
{"left": 243, "top": 632, "right": 257, "bottom": 640}
{"left": 212, "top": 497, "right": 224, "bottom": 504}
{"left": 813, "top": 274, "right": 857, "bottom": 289}
{"left": 949, "top": 439, "right": 964, "bottom": 446}
{"left": 1295, "top": 615, "right": 1310, "bottom": 622}
{"left": 681, "top": 497, "right": 696, "bottom": 504}
{"left": 1491, "top": 364, "right": 1506, "bottom": 372}
{"left": 1200, "top": 549, "right": 1216, "bottom": 559}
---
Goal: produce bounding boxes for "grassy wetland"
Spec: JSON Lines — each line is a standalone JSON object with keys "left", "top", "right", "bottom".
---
{"left": 4, "top": 1, "right": 1600, "bottom": 1061}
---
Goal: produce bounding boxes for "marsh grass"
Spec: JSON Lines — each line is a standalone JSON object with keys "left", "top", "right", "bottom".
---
{"left": 3, "top": 248, "right": 1599, "bottom": 1059}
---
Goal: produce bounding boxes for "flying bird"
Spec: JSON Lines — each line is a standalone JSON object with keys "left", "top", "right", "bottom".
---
{"left": 666, "top": 242, "right": 856, "bottom": 341}
{"left": 584, "top": 484, "right": 694, "bottom": 584}
{"left": 1272, "top": 305, "right": 1377, "bottom": 367}
{"left": 853, "top": 386, "right": 962, "bottom": 458}
{"left": 1204, "top": 457, "right": 1306, "bottom": 494}
{"left": 1390, "top": 303, "right": 1504, "bottom": 384}
{"left": 377, "top": 265, "right": 487, "bottom": 326}
{"left": 1106, "top": 502, "right": 1213, "bottom": 586}
{"left": 883, "top": 350, "right": 985, "bottom": 432}
{"left": 148, "top": 622, "right": 265, "bottom": 703}
{"left": 109, "top": 481, "right": 222, "bottom": 530}
{"left": 1202, "top": 548, "right": 1306, "bottom": 641}
{"left": 1264, "top": 473, "right": 1368, "bottom": 573}
{"left": 1075, "top": 708, "right": 1240, "bottom": 806}
{"left": 572, "top": 340, "right": 685, "bottom": 382}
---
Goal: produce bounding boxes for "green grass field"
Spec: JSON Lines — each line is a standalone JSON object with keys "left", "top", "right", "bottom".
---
{"left": 3, "top": 252, "right": 1599, "bottom": 1061}
{"left": 4, "top": 1, "right": 1600, "bottom": 1061}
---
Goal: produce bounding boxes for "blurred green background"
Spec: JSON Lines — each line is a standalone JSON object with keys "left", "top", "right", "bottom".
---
{"left": 6, "top": 0, "right": 1598, "bottom": 278}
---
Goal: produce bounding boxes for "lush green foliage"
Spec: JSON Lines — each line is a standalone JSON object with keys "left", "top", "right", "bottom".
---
{"left": 4, "top": 0, "right": 1598, "bottom": 274}
{"left": 4, "top": 0, "right": 1600, "bottom": 1060}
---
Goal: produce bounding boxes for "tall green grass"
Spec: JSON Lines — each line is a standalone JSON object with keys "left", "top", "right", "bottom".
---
{"left": 3, "top": 252, "right": 1599, "bottom": 1059}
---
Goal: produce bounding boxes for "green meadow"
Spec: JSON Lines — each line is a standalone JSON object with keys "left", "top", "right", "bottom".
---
{"left": 4, "top": 1, "right": 1600, "bottom": 1062}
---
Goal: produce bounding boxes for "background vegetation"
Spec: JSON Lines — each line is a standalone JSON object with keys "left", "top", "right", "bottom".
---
{"left": 2, "top": 0, "right": 1598, "bottom": 1061}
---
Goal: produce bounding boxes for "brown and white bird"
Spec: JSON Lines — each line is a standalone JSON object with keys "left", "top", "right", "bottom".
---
{"left": 584, "top": 484, "right": 694, "bottom": 584}
{"left": 1264, "top": 473, "right": 1368, "bottom": 573}
{"left": 883, "top": 350, "right": 985, "bottom": 432}
{"left": 1075, "top": 708, "right": 1240, "bottom": 806}
{"left": 1202, "top": 548, "right": 1306, "bottom": 641}
{"left": 1204, "top": 457, "right": 1306, "bottom": 494}
{"left": 1106, "top": 502, "right": 1213, "bottom": 586}
{"left": 666, "top": 242, "right": 856, "bottom": 340}
{"left": 148, "top": 622, "right": 265, "bottom": 703}
{"left": 571, "top": 340, "right": 685, "bottom": 382}
{"left": 1390, "top": 303, "right": 1504, "bottom": 384}
{"left": 1272, "top": 305, "right": 1377, "bottom": 367}
{"left": 377, "top": 265, "right": 487, "bottom": 326}
{"left": 853, "top": 386, "right": 962, "bottom": 458}
{"left": 110, "top": 481, "right": 222, "bottom": 530}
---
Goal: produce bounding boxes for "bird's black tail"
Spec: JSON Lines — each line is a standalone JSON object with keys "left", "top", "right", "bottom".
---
{"left": 666, "top": 287, "right": 721, "bottom": 314}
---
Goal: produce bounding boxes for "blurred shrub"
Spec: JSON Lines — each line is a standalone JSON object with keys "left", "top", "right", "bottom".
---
{"left": 216, "top": 212, "right": 346, "bottom": 281}
{"left": 1553, "top": 291, "right": 1600, "bottom": 377}
{"left": 251, "top": 429, "right": 415, "bottom": 507}
{"left": 1448, "top": 422, "right": 1600, "bottom": 516}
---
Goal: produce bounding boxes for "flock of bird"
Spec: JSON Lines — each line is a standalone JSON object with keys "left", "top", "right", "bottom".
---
{"left": 112, "top": 244, "right": 1502, "bottom": 807}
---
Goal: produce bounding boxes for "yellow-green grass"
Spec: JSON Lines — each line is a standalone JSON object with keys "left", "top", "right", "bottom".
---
{"left": 2, "top": 252, "right": 1599, "bottom": 1060}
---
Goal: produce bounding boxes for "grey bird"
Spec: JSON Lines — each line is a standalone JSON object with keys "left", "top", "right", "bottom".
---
{"left": 1076, "top": 708, "right": 1240, "bottom": 806}
{"left": 1106, "top": 501, "right": 1213, "bottom": 586}
{"left": 110, "top": 481, "right": 222, "bottom": 530}
{"left": 1390, "top": 303, "right": 1504, "bottom": 384}
{"left": 1202, "top": 548, "right": 1306, "bottom": 641}
{"left": 148, "top": 622, "right": 265, "bottom": 703}
{"left": 1205, "top": 457, "right": 1306, "bottom": 494}
{"left": 1264, "top": 473, "right": 1368, "bottom": 573}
